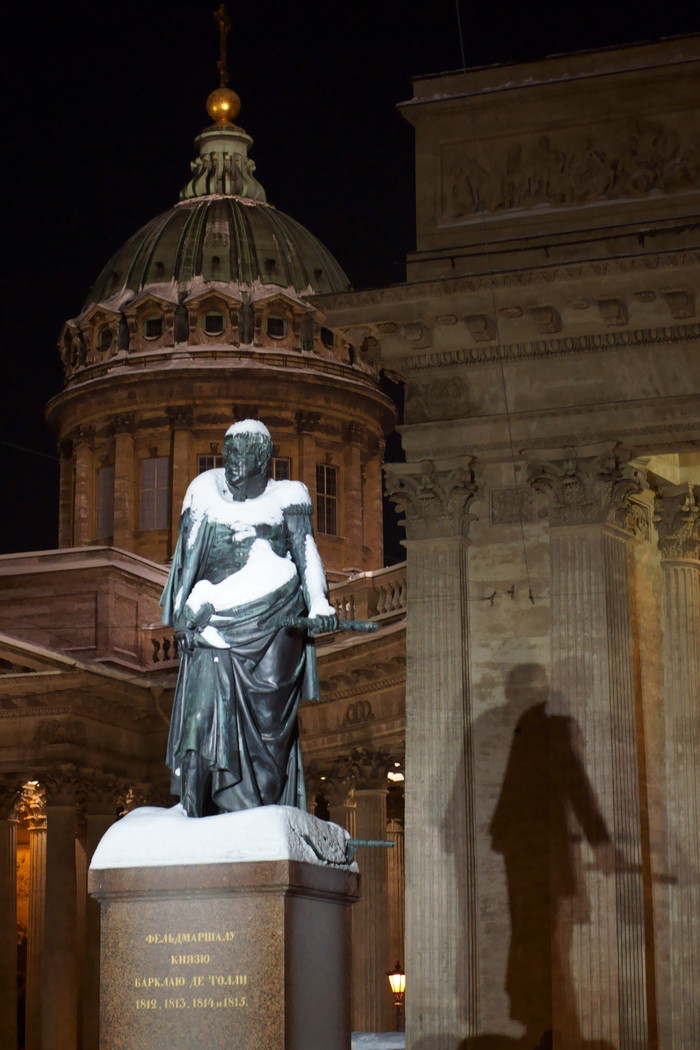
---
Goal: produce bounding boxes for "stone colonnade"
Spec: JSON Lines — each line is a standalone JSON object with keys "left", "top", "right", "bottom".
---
{"left": 0, "top": 767, "right": 149, "bottom": 1050}
{"left": 387, "top": 445, "right": 700, "bottom": 1049}
{"left": 311, "top": 746, "right": 406, "bottom": 1034}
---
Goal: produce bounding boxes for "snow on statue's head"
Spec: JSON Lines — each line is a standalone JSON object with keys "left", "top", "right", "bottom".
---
{"left": 225, "top": 419, "right": 273, "bottom": 460}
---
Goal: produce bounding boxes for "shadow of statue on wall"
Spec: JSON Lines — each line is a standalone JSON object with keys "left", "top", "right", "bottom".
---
{"left": 484, "top": 663, "right": 619, "bottom": 1050}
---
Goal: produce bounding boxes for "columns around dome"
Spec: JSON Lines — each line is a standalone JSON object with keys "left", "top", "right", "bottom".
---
{"left": 49, "top": 292, "right": 394, "bottom": 574}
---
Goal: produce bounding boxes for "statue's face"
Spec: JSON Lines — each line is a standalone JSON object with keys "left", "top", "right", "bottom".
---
{"left": 223, "top": 434, "right": 269, "bottom": 492}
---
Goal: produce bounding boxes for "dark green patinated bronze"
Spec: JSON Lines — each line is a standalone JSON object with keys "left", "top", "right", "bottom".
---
{"left": 161, "top": 422, "right": 344, "bottom": 817}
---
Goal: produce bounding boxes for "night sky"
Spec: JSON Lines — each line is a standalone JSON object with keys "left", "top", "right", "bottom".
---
{"left": 3, "top": 1, "right": 699, "bottom": 555}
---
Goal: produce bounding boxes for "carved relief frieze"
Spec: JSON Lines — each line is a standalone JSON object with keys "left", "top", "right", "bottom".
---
{"left": 342, "top": 699, "right": 376, "bottom": 727}
{"left": 528, "top": 445, "right": 645, "bottom": 530}
{"left": 384, "top": 459, "right": 481, "bottom": 541}
{"left": 404, "top": 376, "right": 476, "bottom": 423}
{"left": 33, "top": 718, "right": 87, "bottom": 746}
{"left": 440, "top": 117, "right": 700, "bottom": 222}
{"left": 490, "top": 487, "right": 536, "bottom": 525}
{"left": 654, "top": 483, "right": 700, "bottom": 561}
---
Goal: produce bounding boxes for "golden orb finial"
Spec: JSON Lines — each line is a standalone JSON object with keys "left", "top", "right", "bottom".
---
{"left": 206, "top": 86, "right": 241, "bottom": 125}
{"left": 208, "top": 5, "right": 239, "bottom": 125}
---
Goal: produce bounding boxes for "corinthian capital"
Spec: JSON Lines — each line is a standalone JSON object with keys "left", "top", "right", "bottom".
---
{"left": 384, "top": 457, "right": 481, "bottom": 540}
{"left": 528, "top": 445, "right": 645, "bottom": 530}
{"left": 654, "top": 483, "right": 700, "bottom": 562}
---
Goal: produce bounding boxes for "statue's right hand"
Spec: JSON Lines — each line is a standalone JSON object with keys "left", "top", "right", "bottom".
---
{"left": 175, "top": 629, "right": 197, "bottom": 654}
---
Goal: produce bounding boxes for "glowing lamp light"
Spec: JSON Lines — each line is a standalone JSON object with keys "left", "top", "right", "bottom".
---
{"left": 386, "top": 961, "right": 405, "bottom": 1031}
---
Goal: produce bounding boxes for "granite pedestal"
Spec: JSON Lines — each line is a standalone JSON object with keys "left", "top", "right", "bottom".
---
{"left": 88, "top": 808, "right": 359, "bottom": 1050}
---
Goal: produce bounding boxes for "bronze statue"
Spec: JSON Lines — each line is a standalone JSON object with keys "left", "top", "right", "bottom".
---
{"left": 160, "top": 420, "right": 338, "bottom": 816}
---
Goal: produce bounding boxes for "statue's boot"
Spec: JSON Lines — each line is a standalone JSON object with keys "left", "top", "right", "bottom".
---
{"left": 180, "top": 750, "right": 210, "bottom": 817}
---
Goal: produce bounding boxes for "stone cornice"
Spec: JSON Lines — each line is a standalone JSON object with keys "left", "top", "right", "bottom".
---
{"left": 316, "top": 250, "right": 700, "bottom": 314}
{"left": 400, "top": 322, "right": 700, "bottom": 373}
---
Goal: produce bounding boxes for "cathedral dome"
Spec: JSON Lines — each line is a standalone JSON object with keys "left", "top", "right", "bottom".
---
{"left": 83, "top": 122, "right": 350, "bottom": 312}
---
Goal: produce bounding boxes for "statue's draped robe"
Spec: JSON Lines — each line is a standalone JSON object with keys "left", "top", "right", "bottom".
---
{"left": 161, "top": 477, "right": 320, "bottom": 812}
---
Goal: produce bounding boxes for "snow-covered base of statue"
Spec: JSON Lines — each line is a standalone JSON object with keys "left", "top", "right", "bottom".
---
{"left": 89, "top": 804, "right": 358, "bottom": 872}
{"left": 351, "top": 1035, "right": 405, "bottom": 1049}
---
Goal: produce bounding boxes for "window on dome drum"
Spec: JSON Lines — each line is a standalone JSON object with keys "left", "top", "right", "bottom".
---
{"left": 97, "top": 325, "right": 113, "bottom": 351}
{"left": 198, "top": 454, "right": 224, "bottom": 473}
{"left": 97, "top": 465, "right": 115, "bottom": 539}
{"left": 143, "top": 315, "right": 164, "bottom": 340}
{"left": 320, "top": 326, "right": 337, "bottom": 349}
{"left": 140, "top": 457, "right": 171, "bottom": 530}
{"left": 203, "top": 312, "right": 226, "bottom": 336}
{"left": 272, "top": 457, "right": 290, "bottom": 481}
{"left": 316, "top": 464, "right": 338, "bottom": 535}
{"left": 266, "top": 316, "right": 287, "bottom": 339}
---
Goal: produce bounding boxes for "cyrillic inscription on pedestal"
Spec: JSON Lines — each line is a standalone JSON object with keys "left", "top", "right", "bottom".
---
{"left": 103, "top": 895, "right": 276, "bottom": 1047}
{"left": 89, "top": 859, "right": 358, "bottom": 1050}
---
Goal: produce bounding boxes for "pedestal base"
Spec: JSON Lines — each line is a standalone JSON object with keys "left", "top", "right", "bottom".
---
{"left": 88, "top": 859, "right": 359, "bottom": 1050}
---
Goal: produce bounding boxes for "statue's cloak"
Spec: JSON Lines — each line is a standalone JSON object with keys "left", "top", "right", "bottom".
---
{"left": 161, "top": 503, "right": 319, "bottom": 811}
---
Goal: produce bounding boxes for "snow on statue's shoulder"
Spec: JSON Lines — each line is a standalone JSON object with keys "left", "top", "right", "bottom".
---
{"left": 89, "top": 805, "right": 357, "bottom": 871}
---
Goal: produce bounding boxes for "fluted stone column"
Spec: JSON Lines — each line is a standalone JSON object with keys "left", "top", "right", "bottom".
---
{"left": 168, "top": 406, "right": 193, "bottom": 554}
{"left": 530, "top": 447, "right": 650, "bottom": 1049}
{"left": 72, "top": 426, "right": 95, "bottom": 546}
{"left": 41, "top": 767, "right": 82, "bottom": 1050}
{"left": 0, "top": 780, "right": 21, "bottom": 1050}
{"left": 82, "top": 775, "right": 118, "bottom": 1050}
{"left": 23, "top": 786, "right": 47, "bottom": 1050}
{"left": 349, "top": 749, "right": 393, "bottom": 1033}
{"left": 386, "top": 458, "right": 481, "bottom": 1047}
{"left": 343, "top": 422, "right": 364, "bottom": 569}
{"left": 112, "top": 414, "right": 135, "bottom": 549}
{"left": 653, "top": 483, "right": 700, "bottom": 1048}
{"left": 387, "top": 817, "right": 405, "bottom": 973}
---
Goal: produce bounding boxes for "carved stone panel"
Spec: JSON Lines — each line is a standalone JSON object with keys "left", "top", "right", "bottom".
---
{"left": 440, "top": 116, "right": 700, "bottom": 222}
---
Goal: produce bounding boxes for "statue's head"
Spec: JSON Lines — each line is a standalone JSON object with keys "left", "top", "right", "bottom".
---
{"left": 223, "top": 420, "right": 273, "bottom": 500}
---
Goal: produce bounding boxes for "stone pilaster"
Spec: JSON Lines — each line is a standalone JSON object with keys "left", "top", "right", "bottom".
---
{"left": 0, "top": 780, "right": 21, "bottom": 1050}
{"left": 72, "top": 426, "right": 95, "bottom": 546}
{"left": 363, "top": 436, "right": 385, "bottom": 567}
{"left": 294, "top": 410, "right": 321, "bottom": 501}
{"left": 57, "top": 440, "right": 74, "bottom": 548}
{"left": 167, "top": 406, "right": 193, "bottom": 554}
{"left": 348, "top": 748, "right": 393, "bottom": 1033}
{"left": 111, "top": 413, "right": 135, "bottom": 550}
{"left": 529, "top": 446, "right": 649, "bottom": 1048}
{"left": 385, "top": 457, "right": 481, "bottom": 1045}
{"left": 387, "top": 816, "right": 405, "bottom": 978}
{"left": 653, "top": 483, "right": 700, "bottom": 1049}
{"left": 40, "top": 766, "right": 84, "bottom": 1050}
{"left": 20, "top": 783, "right": 47, "bottom": 1050}
{"left": 342, "top": 422, "right": 364, "bottom": 569}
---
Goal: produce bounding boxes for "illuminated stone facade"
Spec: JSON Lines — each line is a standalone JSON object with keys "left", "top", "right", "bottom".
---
{"left": 321, "top": 36, "right": 700, "bottom": 1050}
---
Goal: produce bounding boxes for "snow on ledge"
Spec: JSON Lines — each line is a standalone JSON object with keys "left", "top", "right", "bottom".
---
{"left": 89, "top": 804, "right": 357, "bottom": 871}
{"left": 351, "top": 1035, "right": 405, "bottom": 1049}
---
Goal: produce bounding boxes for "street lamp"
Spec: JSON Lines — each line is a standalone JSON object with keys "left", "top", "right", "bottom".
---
{"left": 386, "top": 961, "right": 405, "bottom": 1031}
